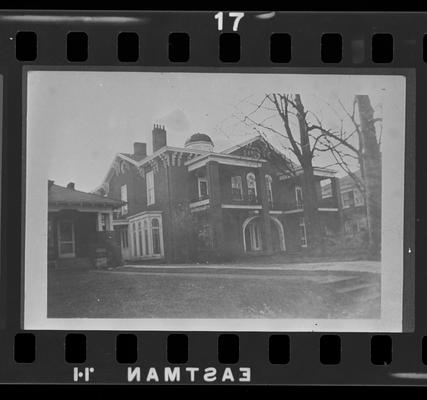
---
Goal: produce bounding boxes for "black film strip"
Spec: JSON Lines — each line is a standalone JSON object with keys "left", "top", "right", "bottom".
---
{"left": 0, "top": 10, "right": 422, "bottom": 386}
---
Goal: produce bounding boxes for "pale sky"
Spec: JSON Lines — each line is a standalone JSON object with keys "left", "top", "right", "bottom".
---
{"left": 26, "top": 71, "right": 402, "bottom": 192}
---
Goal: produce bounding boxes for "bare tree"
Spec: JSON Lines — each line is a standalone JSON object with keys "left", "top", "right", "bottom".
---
{"left": 233, "top": 93, "right": 382, "bottom": 253}
{"left": 236, "top": 93, "right": 325, "bottom": 247}
{"left": 313, "top": 95, "right": 382, "bottom": 254}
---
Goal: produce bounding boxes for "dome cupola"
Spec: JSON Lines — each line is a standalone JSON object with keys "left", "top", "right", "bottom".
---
{"left": 184, "top": 133, "right": 214, "bottom": 151}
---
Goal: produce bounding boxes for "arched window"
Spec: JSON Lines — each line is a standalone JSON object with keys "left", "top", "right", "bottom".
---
{"left": 246, "top": 172, "right": 257, "bottom": 201}
{"left": 265, "top": 174, "right": 273, "bottom": 204}
{"left": 151, "top": 218, "right": 161, "bottom": 255}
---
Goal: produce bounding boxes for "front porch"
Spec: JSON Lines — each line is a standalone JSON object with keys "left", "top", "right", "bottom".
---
{"left": 48, "top": 181, "right": 124, "bottom": 269}
{"left": 48, "top": 209, "right": 121, "bottom": 269}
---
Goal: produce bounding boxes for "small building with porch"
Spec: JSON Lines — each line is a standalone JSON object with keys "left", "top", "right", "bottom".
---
{"left": 48, "top": 180, "right": 124, "bottom": 269}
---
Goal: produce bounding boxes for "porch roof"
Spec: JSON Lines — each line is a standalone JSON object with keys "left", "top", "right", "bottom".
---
{"left": 48, "top": 183, "right": 123, "bottom": 209}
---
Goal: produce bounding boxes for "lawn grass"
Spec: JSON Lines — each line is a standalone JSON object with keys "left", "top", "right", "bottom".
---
{"left": 47, "top": 268, "right": 380, "bottom": 319}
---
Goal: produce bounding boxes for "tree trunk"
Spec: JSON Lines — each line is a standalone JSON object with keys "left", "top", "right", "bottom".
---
{"left": 301, "top": 163, "right": 322, "bottom": 248}
{"left": 295, "top": 95, "right": 322, "bottom": 249}
{"left": 355, "top": 95, "right": 381, "bottom": 257}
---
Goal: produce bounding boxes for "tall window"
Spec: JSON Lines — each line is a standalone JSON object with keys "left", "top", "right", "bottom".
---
{"left": 231, "top": 175, "right": 243, "bottom": 200}
{"left": 152, "top": 218, "right": 161, "bottom": 255}
{"left": 121, "top": 184, "right": 128, "bottom": 215}
{"left": 198, "top": 177, "right": 209, "bottom": 199}
{"left": 146, "top": 170, "right": 155, "bottom": 205}
{"left": 265, "top": 174, "right": 273, "bottom": 204}
{"left": 132, "top": 222, "right": 137, "bottom": 257}
{"left": 295, "top": 186, "right": 303, "bottom": 209}
{"left": 320, "top": 178, "right": 332, "bottom": 199}
{"left": 341, "top": 190, "right": 355, "bottom": 208}
{"left": 246, "top": 172, "right": 257, "bottom": 200}
{"left": 130, "top": 215, "right": 164, "bottom": 258}
{"left": 354, "top": 189, "right": 364, "bottom": 206}
{"left": 143, "top": 220, "right": 149, "bottom": 255}
{"left": 120, "top": 229, "right": 129, "bottom": 249}
{"left": 298, "top": 217, "right": 307, "bottom": 247}
{"left": 138, "top": 221, "right": 143, "bottom": 257}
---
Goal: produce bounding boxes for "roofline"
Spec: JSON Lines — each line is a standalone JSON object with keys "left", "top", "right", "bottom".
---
{"left": 185, "top": 152, "right": 266, "bottom": 171}
{"left": 134, "top": 146, "right": 212, "bottom": 167}
{"left": 93, "top": 146, "right": 213, "bottom": 192}
{"left": 220, "top": 134, "right": 262, "bottom": 154}
{"left": 50, "top": 183, "right": 124, "bottom": 208}
{"left": 48, "top": 200, "right": 123, "bottom": 209}
{"left": 279, "top": 166, "right": 337, "bottom": 180}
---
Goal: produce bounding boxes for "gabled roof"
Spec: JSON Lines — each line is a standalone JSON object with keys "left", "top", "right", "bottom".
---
{"left": 48, "top": 183, "right": 123, "bottom": 209}
{"left": 220, "top": 135, "right": 261, "bottom": 154}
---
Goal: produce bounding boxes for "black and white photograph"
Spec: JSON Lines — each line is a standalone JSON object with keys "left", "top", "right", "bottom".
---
{"left": 23, "top": 70, "right": 408, "bottom": 331}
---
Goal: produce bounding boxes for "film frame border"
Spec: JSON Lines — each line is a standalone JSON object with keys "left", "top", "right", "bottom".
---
{"left": 2, "top": 9, "right": 419, "bottom": 384}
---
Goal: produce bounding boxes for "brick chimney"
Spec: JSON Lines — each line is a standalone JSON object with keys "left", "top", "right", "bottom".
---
{"left": 67, "top": 182, "right": 75, "bottom": 190}
{"left": 152, "top": 124, "right": 167, "bottom": 153}
{"left": 48, "top": 180, "right": 54, "bottom": 190}
{"left": 133, "top": 142, "right": 147, "bottom": 160}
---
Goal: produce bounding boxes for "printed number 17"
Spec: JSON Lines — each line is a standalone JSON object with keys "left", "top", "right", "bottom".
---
{"left": 215, "top": 12, "right": 245, "bottom": 32}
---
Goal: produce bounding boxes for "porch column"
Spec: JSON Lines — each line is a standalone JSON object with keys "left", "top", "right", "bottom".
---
{"left": 97, "top": 212, "right": 103, "bottom": 231}
{"left": 206, "top": 161, "right": 226, "bottom": 258}
{"left": 108, "top": 210, "right": 114, "bottom": 231}
{"left": 258, "top": 167, "right": 273, "bottom": 254}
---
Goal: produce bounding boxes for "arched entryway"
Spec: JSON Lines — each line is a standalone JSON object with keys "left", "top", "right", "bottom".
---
{"left": 242, "top": 216, "right": 286, "bottom": 253}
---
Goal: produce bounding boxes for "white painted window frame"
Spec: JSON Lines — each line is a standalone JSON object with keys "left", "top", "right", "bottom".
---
{"left": 120, "top": 184, "right": 128, "bottom": 215}
{"left": 129, "top": 213, "right": 164, "bottom": 259}
{"left": 298, "top": 216, "right": 308, "bottom": 248}
{"left": 146, "top": 170, "right": 155, "bottom": 206}
{"left": 231, "top": 175, "right": 243, "bottom": 200}
{"left": 265, "top": 174, "right": 273, "bottom": 204}
{"left": 295, "top": 186, "right": 303, "bottom": 209}
{"left": 197, "top": 176, "right": 209, "bottom": 199}
{"left": 246, "top": 172, "right": 258, "bottom": 198}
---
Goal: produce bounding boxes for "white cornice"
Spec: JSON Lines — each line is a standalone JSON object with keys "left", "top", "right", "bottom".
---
{"left": 220, "top": 135, "right": 262, "bottom": 154}
{"left": 186, "top": 153, "right": 265, "bottom": 171}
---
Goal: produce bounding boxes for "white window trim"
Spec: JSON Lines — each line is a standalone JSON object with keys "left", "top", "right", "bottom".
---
{"left": 295, "top": 186, "right": 303, "bottom": 209}
{"left": 146, "top": 170, "right": 155, "bottom": 206}
{"left": 265, "top": 174, "right": 273, "bottom": 204}
{"left": 121, "top": 184, "right": 128, "bottom": 215}
{"left": 299, "top": 217, "right": 308, "bottom": 248}
{"left": 246, "top": 172, "right": 258, "bottom": 197}
{"left": 354, "top": 189, "right": 364, "bottom": 207}
{"left": 197, "top": 177, "right": 209, "bottom": 199}
{"left": 341, "top": 190, "right": 354, "bottom": 209}
{"left": 231, "top": 175, "right": 243, "bottom": 199}
{"left": 129, "top": 214, "right": 164, "bottom": 259}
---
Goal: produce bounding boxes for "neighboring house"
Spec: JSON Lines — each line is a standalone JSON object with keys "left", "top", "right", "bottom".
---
{"left": 48, "top": 181, "right": 123, "bottom": 268}
{"left": 94, "top": 125, "right": 343, "bottom": 263}
{"left": 322, "top": 170, "right": 368, "bottom": 237}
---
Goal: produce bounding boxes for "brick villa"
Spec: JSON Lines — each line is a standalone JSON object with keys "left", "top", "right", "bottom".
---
{"left": 90, "top": 125, "right": 344, "bottom": 264}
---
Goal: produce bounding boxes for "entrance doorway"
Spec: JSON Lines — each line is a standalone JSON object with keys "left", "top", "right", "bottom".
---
{"left": 57, "top": 220, "right": 75, "bottom": 258}
{"left": 242, "top": 215, "right": 286, "bottom": 253}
